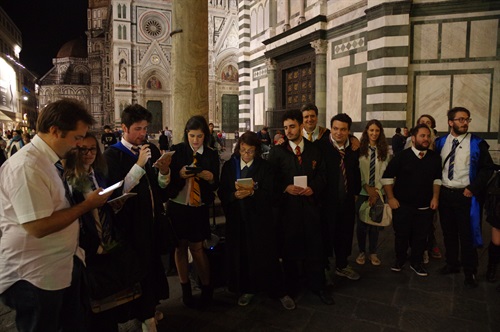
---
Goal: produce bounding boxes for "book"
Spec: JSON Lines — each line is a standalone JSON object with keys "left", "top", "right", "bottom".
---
{"left": 293, "top": 175, "right": 307, "bottom": 188}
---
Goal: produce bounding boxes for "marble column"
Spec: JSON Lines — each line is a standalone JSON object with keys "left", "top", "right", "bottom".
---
{"left": 171, "top": 0, "right": 208, "bottom": 143}
{"left": 266, "top": 58, "right": 277, "bottom": 115}
{"left": 311, "top": 39, "right": 328, "bottom": 127}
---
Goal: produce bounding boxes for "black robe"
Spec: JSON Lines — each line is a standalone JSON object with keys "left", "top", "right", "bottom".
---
{"left": 103, "top": 142, "right": 169, "bottom": 319}
{"left": 218, "top": 156, "right": 282, "bottom": 295}
{"left": 267, "top": 139, "right": 326, "bottom": 260}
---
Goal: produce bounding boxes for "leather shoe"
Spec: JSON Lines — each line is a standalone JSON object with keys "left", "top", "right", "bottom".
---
{"left": 439, "top": 265, "right": 460, "bottom": 275}
{"left": 464, "top": 274, "right": 478, "bottom": 289}
{"left": 315, "top": 290, "right": 334, "bottom": 305}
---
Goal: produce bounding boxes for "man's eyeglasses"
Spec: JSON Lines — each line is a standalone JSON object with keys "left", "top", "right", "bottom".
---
{"left": 452, "top": 117, "right": 472, "bottom": 124}
{"left": 79, "top": 147, "right": 98, "bottom": 155}
{"left": 239, "top": 148, "right": 256, "bottom": 155}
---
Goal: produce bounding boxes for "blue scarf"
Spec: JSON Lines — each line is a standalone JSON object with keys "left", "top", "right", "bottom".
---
{"left": 435, "top": 134, "right": 483, "bottom": 247}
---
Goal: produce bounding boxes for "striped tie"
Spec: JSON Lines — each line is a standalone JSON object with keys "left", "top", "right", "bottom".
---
{"left": 307, "top": 132, "right": 313, "bottom": 142}
{"left": 189, "top": 153, "right": 201, "bottom": 207}
{"left": 338, "top": 148, "right": 348, "bottom": 192}
{"left": 448, "top": 139, "right": 459, "bottom": 180}
{"left": 369, "top": 146, "right": 376, "bottom": 187}
{"left": 295, "top": 145, "right": 302, "bottom": 165}
{"left": 55, "top": 161, "right": 75, "bottom": 206}
{"left": 88, "top": 173, "right": 111, "bottom": 245}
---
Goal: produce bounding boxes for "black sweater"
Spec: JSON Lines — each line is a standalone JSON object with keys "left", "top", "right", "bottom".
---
{"left": 382, "top": 148, "right": 442, "bottom": 208}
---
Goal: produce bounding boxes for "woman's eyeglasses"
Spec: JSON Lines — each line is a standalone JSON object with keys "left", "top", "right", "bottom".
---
{"left": 239, "top": 148, "right": 256, "bottom": 155}
{"left": 79, "top": 147, "right": 98, "bottom": 155}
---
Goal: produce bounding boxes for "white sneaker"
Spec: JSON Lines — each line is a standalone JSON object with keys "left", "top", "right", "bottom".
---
{"left": 423, "top": 250, "right": 429, "bottom": 264}
{"left": 142, "top": 318, "right": 157, "bottom": 332}
{"left": 280, "top": 295, "right": 296, "bottom": 310}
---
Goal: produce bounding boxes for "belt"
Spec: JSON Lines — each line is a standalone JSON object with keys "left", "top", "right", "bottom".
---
{"left": 441, "top": 186, "right": 465, "bottom": 193}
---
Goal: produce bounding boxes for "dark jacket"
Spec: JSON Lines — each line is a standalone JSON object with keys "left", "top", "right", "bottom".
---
{"left": 317, "top": 135, "right": 361, "bottom": 209}
{"left": 167, "top": 143, "right": 220, "bottom": 204}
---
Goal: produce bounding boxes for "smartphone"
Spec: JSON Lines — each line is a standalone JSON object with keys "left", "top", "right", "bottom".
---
{"left": 186, "top": 166, "right": 203, "bottom": 175}
{"left": 99, "top": 180, "right": 124, "bottom": 195}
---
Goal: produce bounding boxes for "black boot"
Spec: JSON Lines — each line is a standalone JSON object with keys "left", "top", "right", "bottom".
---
{"left": 181, "top": 281, "right": 195, "bottom": 308}
{"left": 199, "top": 284, "right": 213, "bottom": 309}
{"left": 487, "top": 243, "right": 500, "bottom": 282}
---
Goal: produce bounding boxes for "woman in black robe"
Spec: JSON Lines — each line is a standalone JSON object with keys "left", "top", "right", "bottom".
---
{"left": 218, "top": 131, "right": 295, "bottom": 309}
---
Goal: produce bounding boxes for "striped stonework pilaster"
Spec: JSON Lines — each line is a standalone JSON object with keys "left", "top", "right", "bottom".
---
{"left": 238, "top": 0, "right": 251, "bottom": 130}
{"left": 365, "top": 0, "right": 411, "bottom": 128}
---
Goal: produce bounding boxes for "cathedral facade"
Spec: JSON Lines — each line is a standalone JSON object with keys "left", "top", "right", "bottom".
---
{"left": 238, "top": 0, "right": 500, "bottom": 144}
{"left": 37, "top": 0, "right": 499, "bottom": 148}
{"left": 39, "top": 0, "right": 240, "bottom": 134}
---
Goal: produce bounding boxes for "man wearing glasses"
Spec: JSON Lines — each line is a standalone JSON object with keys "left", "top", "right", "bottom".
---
{"left": 435, "top": 107, "right": 494, "bottom": 288}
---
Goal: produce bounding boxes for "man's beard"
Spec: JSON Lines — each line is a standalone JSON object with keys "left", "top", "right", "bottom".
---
{"left": 414, "top": 142, "right": 429, "bottom": 151}
{"left": 452, "top": 123, "right": 468, "bottom": 135}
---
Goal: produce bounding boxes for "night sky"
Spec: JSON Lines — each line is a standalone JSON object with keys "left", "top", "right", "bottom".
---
{"left": 1, "top": 0, "right": 88, "bottom": 77}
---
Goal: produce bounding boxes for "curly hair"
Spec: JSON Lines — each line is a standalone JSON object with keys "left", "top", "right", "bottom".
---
{"left": 233, "top": 131, "right": 262, "bottom": 158}
{"left": 359, "top": 119, "right": 388, "bottom": 161}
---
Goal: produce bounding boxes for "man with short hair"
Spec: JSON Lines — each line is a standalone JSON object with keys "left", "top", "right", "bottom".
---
{"left": 382, "top": 124, "right": 442, "bottom": 277}
{"left": 301, "top": 103, "right": 330, "bottom": 142}
{"left": 0, "top": 99, "right": 112, "bottom": 331}
{"left": 392, "top": 127, "right": 406, "bottom": 155}
{"left": 257, "top": 126, "right": 272, "bottom": 152}
{"left": 435, "top": 107, "right": 494, "bottom": 288}
{"left": 318, "top": 113, "right": 362, "bottom": 281}
{"left": 101, "top": 125, "right": 118, "bottom": 150}
{"left": 268, "top": 109, "right": 333, "bottom": 305}
{"left": 103, "top": 104, "right": 172, "bottom": 330}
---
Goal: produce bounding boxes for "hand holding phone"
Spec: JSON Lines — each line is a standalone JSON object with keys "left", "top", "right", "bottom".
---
{"left": 99, "top": 180, "right": 124, "bottom": 195}
{"left": 186, "top": 166, "right": 203, "bottom": 175}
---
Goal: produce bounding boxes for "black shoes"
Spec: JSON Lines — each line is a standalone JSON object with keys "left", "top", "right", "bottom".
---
{"left": 181, "top": 281, "right": 195, "bottom": 308}
{"left": 464, "top": 274, "right": 478, "bottom": 289}
{"left": 486, "top": 263, "right": 497, "bottom": 282}
{"left": 410, "top": 264, "right": 428, "bottom": 277}
{"left": 315, "top": 289, "right": 335, "bottom": 305}
{"left": 391, "top": 262, "right": 404, "bottom": 272}
{"left": 439, "top": 265, "right": 460, "bottom": 275}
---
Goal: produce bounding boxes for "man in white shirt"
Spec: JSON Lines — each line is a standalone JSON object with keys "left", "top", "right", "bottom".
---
{"left": 434, "top": 107, "right": 494, "bottom": 288}
{"left": 0, "top": 99, "right": 112, "bottom": 331}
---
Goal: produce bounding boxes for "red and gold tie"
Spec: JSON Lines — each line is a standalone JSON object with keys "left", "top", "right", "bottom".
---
{"left": 338, "top": 148, "right": 348, "bottom": 192}
{"left": 295, "top": 145, "right": 302, "bottom": 165}
{"left": 189, "top": 153, "right": 201, "bottom": 207}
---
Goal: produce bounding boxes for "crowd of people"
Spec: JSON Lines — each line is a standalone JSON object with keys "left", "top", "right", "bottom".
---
{"left": 0, "top": 98, "right": 498, "bottom": 332}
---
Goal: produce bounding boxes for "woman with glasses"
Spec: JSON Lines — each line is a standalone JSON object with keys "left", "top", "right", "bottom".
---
{"left": 167, "top": 115, "right": 220, "bottom": 308}
{"left": 65, "top": 133, "right": 144, "bottom": 331}
{"left": 218, "top": 131, "right": 295, "bottom": 310}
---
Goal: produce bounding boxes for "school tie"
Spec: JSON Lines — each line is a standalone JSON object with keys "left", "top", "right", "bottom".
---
{"left": 55, "top": 161, "right": 75, "bottom": 206}
{"left": 448, "top": 139, "right": 459, "bottom": 180}
{"left": 295, "top": 145, "right": 302, "bottom": 165}
{"left": 189, "top": 152, "right": 201, "bottom": 207}
{"left": 338, "top": 148, "right": 348, "bottom": 192}
{"left": 369, "top": 146, "right": 376, "bottom": 187}
{"left": 131, "top": 146, "right": 140, "bottom": 155}
{"left": 307, "top": 132, "right": 313, "bottom": 142}
{"left": 419, "top": 151, "right": 425, "bottom": 159}
{"left": 88, "top": 172, "right": 111, "bottom": 245}
{"left": 241, "top": 165, "right": 249, "bottom": 178}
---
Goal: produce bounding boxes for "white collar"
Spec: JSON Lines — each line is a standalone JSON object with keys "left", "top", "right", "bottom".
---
{"left": 288, "top": 137, "right": 305, "bottom": 152}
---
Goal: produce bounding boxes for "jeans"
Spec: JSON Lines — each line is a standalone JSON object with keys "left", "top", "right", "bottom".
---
{"left": 355, "top": 195, "right": 380, "bottom": 254}
{"left": 0, "top": 257, "right": 86, "bottom": 332}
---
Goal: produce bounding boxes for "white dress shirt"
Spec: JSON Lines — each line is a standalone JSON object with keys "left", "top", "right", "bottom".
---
{"left": 440, "top": 133, "right": 470, "bottom": 188}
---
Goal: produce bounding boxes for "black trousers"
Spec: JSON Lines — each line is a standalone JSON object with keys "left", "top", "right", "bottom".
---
{"left": 327, "top": 197, "right": 356, "bottom": 269}
{"left": 439, "top": 188, "right": 478, "bottom": 275}
{"left": 392, "top": 204, "right": 433, "bottom": 266}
